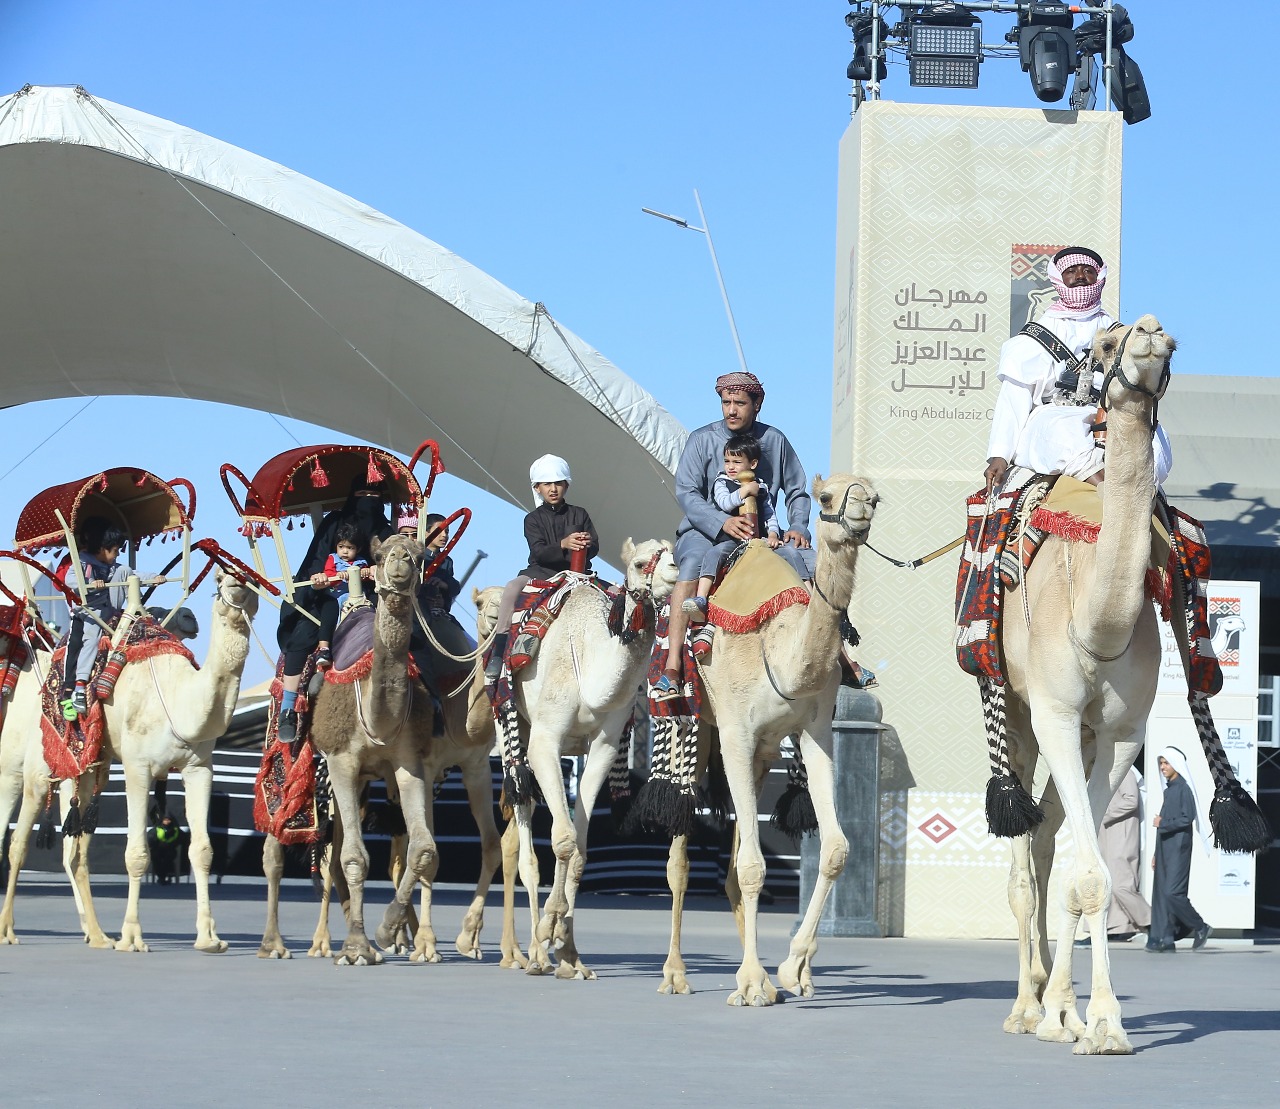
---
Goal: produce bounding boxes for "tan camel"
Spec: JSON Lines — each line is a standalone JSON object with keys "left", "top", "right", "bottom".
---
{"left": 656, "top": 474, "right": 878, "bottom": 1005}
{"left": 260, "top": 533, "right": 438, "bottom": 966}
{"left": 1, "top": 572, "right": 258, "bottom": 953}
{"left": 997, "top": 316, "right": 1175, "bottom": 1056}
{"left": 478, "top": 537, "right": 677, "bottom": 979}
{"left": 260, "top": 648, "right": 505, "bottom": 964}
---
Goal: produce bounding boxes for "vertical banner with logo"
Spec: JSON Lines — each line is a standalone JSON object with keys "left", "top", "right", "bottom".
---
{"left": 1144, "top": 580, "right": 1260, "bottom": 928}
{"left": 832, "top": 102, "right": 1123, "bottom": 937}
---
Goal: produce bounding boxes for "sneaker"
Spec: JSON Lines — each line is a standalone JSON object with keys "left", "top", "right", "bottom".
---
{"left": 72, "top": 686, "right": 89, "bottom": 716}
{"left": 651, "top": 672, "right": 681, "bottom": 702}
{"left": 681, "top": 596, "right": 709, "bottom": 625}
{"left": 61, "top": 696, "right": 79, "bottom": 722}
{"left": 1144, "top": 940, "right": 1177, "bottom": 954}
{"left": 1192, "top": 924, "right": 1212, "bottom": 950}
{"left": 278, "top": 708, "right": 299, "bottom": 741}
{"left": 314, "top": 647, "right": 333, "bottom": 672}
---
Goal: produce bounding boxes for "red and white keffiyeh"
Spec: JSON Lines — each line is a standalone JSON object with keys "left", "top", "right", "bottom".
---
{"left": 714, "top": 371, "right": 765, "bottom": 402}
{"left": 1045, "top": 249, "right": 1107, "bottom": 320}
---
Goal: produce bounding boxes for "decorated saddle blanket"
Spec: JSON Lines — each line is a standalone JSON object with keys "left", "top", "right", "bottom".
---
{"left": 39, "top": 617, "right": 196, "bottom": 782}
{"left": 955, "top": 479, "right": 1219, "bottom": 695}
{"left": 706, "top": 539, "right": 809, "bottom": 634}
{"left": 323, "top": 606, "right": 422, "bottom": 686}
{"left": 256, "top": 650, "right": 326, "bottom": 845}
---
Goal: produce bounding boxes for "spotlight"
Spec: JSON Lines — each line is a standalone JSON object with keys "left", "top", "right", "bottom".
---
{"left": 1012, "top": 2, "right": 1076, "bottom": 103}
{"left": 846, "top": 10, "right": 888, "bottom": 83}
{"left": 1075, "top": 6, "right": 1150, "bottom": 124}
{"left": 906, "top": 7, "right": 982, "bottom": 90}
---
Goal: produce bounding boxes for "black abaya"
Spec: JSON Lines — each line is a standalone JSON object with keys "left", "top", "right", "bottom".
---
{"left": 1149, "top": 774, "right": 1206, "bottom": 945}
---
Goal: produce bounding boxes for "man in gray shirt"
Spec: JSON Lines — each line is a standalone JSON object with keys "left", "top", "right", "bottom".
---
{"left": 657, "top": 371, "right": 812, "bottom": 695}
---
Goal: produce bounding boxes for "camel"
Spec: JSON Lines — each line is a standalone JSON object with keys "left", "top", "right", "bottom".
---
{"left": 259, "top": 634, "right": 505, "bottom": 965}
{"left": 260, "top": 533, "right": 440, "bottom": 966}
{"left": 998, "top": 315, "right": 1175, "bottom": 1055}
{"left": 477, "top": 537, "right": 677, "bottom": 979}
{"left": 0, "top": 572, "right": 258, "bottom": 953}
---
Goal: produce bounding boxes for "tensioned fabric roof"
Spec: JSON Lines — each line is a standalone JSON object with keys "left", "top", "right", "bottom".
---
{"left": 0, "top": 85, "right": 686, "bottom": 560}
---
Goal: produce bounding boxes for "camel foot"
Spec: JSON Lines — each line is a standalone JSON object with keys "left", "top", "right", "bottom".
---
{"left": 84, "top": 931, "right": 115, "bottom": 950}
{"left": 194, "top": 937, "right": 229, "bottom": 954}
{"left": 307, "top": 938, "right": 333, "bottom": 958}
{"left": 0, "top": 919, "right": 18, "bottom": 944}
{"left": 334, "top": 937, "right": 385, "bottom": 966}
{"left": 1003, "top": 1010, "right": 1044, "bottom": 1035}
{"left": 728, "top": 967, "right": 779, "bottom": 1007}
{"left": 499, "top": 946, "right": 529, "bottom": 970}
{"left": 410, "top": 942, "right": 443, "bottom": 964}
{"left": 1074, "top": 1018, "right": 1133, "bottom": 1056}
{"left": 554, "top": 959, "right": 596, "bottom": 981}
{"left": 777, "top": 954, "right": 815, "bottom": 999}
{"left": 1036, "top": 1022, "right": 1080, "bottom": 1044}
{"left": 455, "top": 935, "right": 483, "bottom": 960}
{"left": 535, "top": 911, "right": 560, "bottom": 947}
{"left": 658, "top": 967, "right": 692, "bottom": 995}
{"left": 114, "top": 923, "right": 149, "bottom": 953}
{"left": 524, "top": 945, "right": 553, "bottom": 976}
{"left": 257, "top": 939, "right": 293, "bottom": 960}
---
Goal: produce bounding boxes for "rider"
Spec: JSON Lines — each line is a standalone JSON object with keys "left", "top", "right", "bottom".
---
{"left": 985, "top": 245, "right": 1172, "bottom": 491}
{"left": 60, "top": 516, "right": 129, "bottom": 718}
{"left": 661, "top": 372, "right": 812, "bottom": 696}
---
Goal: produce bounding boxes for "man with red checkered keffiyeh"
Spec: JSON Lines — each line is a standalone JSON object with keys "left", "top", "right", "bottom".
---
{"left": 984, "top": 246, "right": 1172, "bottom": 492}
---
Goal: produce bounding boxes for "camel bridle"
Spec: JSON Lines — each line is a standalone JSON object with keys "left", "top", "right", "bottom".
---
{"left": 818, "top": 481, "right": 876, "bottom": 541}
{"left": 1096, "top": 321, "right": 1172, "bottom": 430}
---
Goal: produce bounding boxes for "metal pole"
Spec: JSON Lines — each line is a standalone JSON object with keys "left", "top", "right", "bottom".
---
{"left": 1103, "top": 0, "right": 1114, "bottom": 111}
{"left": 692, "top": 189, "right": 750, "bottom": 377}
{"left": 869, "top": 0, "right": 881, "bottom": 102}
{"left": 457, "top": 550, "right": 488, "bottom": 590}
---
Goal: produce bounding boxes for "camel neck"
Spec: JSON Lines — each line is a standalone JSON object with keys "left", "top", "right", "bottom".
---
{"left": 365, "top": 591, "right": 414, "bottom": 733}
{"left": 776, "top": 539, "right": 853, "bottom": 697}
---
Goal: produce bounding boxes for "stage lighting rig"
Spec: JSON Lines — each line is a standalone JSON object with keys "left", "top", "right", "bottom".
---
{"left": 843, "top": 1, "right": 1152, "bottom": 123}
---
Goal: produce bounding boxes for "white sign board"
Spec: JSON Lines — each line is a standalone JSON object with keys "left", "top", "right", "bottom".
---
{"left": 1143, "top": 580, "right": 1260, "bottom": 929}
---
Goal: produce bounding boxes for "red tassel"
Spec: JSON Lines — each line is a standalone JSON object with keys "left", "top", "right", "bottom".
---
{"left": 310, "top": 457, "right": 330, "bottom": 488}
{"left": 367, "top": 452, "right": 385, "bottom": 485}
{"left": 133, "top": 472, "right": 147, "bottom": 487}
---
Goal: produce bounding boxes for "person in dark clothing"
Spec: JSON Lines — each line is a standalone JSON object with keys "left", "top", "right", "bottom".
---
{"left": 484, "top": 454, "right": 599, "bottom": 681}
{"left": 61, "top": 517, "right": 130, "bottom": 718}
{"left": 409, "top": 512, "right": 473, "bottom": 696}
{"left": 1147, "top": 745, "right": 1211, "bottom": 953}
{"left": 276, "top": 477, "right": 393, "bottom": 739}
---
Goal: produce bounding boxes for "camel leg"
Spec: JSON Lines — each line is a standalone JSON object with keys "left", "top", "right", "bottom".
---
{"left": 513, "top": 799, "right": 550, "bottom": 973}
{"left": 498, "top": 816, "right": 528, "bottom": 969}
{"left": 375, "top": 760, "right": 438, "bottom": 958}
{"left": 114, "top": 762, "right": 152, "bottom": 952}
{"left": 551, "top": 738, "right": 613, "bottom": 981}
{"left": 329, "top": 752, "right": 382, "bottom": 966}
{"left": 722, "top": 742, "right": 777, "bottom": 1007}
{"left": 455, "top": 753, "right": 503, "bottom": 960}
{"left": 386, "top": 832, "right": 414, "bottom": 955}
{"left": 658, "top": 834, "right": 692, "bottom": 994}
{"left": 779, "top": 727, "right": 848, "bottom": 998}
{"left": 181, "top": 762, "right": 227, "bottom": 952}
{"left": 0, "top": 783, "right": 43, "bottom": 943}
{"left": 258, "top": 833, "right": 291, "bottom": 958}
{"left": 1031, "top": 709, "right": 1133, "bottom": 1053}
{"left": 308, "top": 816, "right": 342, "bottom": 958}
{"left": 527, "top": 726, "right": 575, "bottom": 956}
{"left": 409, "top": 802, "right": 443, "bottom": 963}
{"left": 61, "top": 772, "right": 111, "bottom": 947}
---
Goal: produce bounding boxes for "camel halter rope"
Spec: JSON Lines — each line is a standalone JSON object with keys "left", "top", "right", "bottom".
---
{"left": 570, "top": 547, "right": 665, "bottom": 689}
{"left": 353, "top": 551, "right": 422, "bottom": 744}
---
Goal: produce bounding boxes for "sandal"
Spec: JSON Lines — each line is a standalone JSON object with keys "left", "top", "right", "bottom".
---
{"left": 680, "top": 596, "right": 709, "bottom": 625}
{"left": 651, "top": 672, "right": 682, "bottom": 701}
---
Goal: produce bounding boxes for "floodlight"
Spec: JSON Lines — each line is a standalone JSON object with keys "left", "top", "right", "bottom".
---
{"left": 846, "top": 11, "right": 887, "bottom": 82}
{"left": 1015, "top": 2, "right": 1076, "bottom": 103}
{"left": 906, "top": 14, "right": 982, "bottom": 89}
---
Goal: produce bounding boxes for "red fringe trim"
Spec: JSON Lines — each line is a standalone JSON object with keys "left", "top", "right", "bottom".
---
{"left": 1029, "top": 506, "right": 1101, "bottom": 544}
{"left": 707, "top": 586, "right": 810, "bottom": 635}
{"left": 125, "top": 636, "right": 197, "bottom": 669}
{"left": 324, "top": 650, "right": 421, "bottom": 686}
{"left": 40, "top": 706, "right": 105, "bottom": 781}
{"left": 1145, "top": 566, "right": 1173, "bottom": 623}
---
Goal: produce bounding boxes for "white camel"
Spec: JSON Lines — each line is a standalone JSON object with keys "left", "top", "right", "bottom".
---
{"left": 0, "top": 573, "right": 257, "bottom": 952}
{"left": 999, "top": 315, "right": 1175, "bottom": 1055}
{"left": 478, "top": 537, "right": 677, "bottom": 978}
{"left": 654, "top": 474, "right": 877, "bottom": 1004}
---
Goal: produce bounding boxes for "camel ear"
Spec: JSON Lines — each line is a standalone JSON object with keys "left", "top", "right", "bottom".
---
{"left": 370, "top": 535, "right": 383, "bottom": 561}
{"left": 621, "top": 537, "right": 636, "bottom": 565}
{"left": 472, "top": 585, "right": 482, "bottom": 606}
{"left": 661, "top": 539, "right": 673, "bottom": 552}
{"left": 811, "top": 474, "right": 827, "bottom": 499}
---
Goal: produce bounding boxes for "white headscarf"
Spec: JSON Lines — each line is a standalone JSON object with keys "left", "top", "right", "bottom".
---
{"left": 528, "top": 454, "right": 571, "bottom": 506}
{"left": 1044, "top": 249, "right": 1108, "bottom": 321}
{"left": 1158, "top": 745, "right": 1212, "bottom": 856}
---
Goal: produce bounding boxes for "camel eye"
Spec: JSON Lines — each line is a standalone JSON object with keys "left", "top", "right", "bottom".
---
{"left": 1101, "top": 340, "right": 1114, "bottom": 353}
{"left": 819, "top": 492, "right": 833, "bottom": 507}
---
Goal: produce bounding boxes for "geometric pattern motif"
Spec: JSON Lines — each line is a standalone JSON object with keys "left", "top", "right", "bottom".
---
{"left": 831, "top": 102, "right": 1123, "bottom": 938}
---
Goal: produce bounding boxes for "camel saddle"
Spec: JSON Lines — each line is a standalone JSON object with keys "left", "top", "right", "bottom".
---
{"left": 706, "top": 539, "right": 810, "bottom": 634}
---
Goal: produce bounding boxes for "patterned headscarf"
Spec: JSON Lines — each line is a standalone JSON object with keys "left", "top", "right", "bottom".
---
{"left": 1046, "top": 246, "right": 1107, "bottom": 320}
{"left": 714, "top": 371, "right": 765, "bottom": 403}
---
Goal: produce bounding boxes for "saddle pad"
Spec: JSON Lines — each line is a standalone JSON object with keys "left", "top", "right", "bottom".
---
{"left": 1032, "top": 476, "right": 1170, "bottom": 569}
{"left": 707, "top": 540, "right": 809, "bottom": 634}
{"left": 331, "top": 606, "right": 375, "bottom": 672}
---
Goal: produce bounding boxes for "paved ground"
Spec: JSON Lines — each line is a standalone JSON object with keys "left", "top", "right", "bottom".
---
{"left": 1, "top": 874, "right": 1277, "bottom": 1108}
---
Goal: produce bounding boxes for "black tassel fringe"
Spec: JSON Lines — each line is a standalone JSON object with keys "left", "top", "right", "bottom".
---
{"left": 705, "top": 746, "right": 732, "bottom": 828}
{"left": 1210, "top": 784, "right": 1273, "bottom": 854}
{"left": 985, "top": 772, "right": 1045, "bottom": 838}
{"left": 625, "top": 778, "right": 696, "bottom": 838}
{"left": 503, "top": 765, "right": 540, "bottom": 807}
{"left": 80, "top": 797, "right": 100, "bottom": 834}
{"left": 61, "top": 798, "right": 82, "bottom": 839}
{"left": 769, "top": 782, "right": 819, "bottom": 841}
{"left": 35, "top": 801, "right": 55, "bottom": 850}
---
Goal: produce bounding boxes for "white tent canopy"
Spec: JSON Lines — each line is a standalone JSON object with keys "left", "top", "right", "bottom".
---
{"left": 0, "top": 84, "right": 686, "bottom": 557}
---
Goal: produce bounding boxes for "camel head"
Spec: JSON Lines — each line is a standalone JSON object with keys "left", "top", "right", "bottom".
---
{"left": 1094, "top": 314, "right": 1176, "bottom": 411}
{"left": 619, "top": 538, "right": 678, "bottom": 603}
{"left": 212, "top": 566, "right": 260, "bottom": 622}
{"left": 369, "top": 533, "right": 424, "bottom": 596}
{"left": 472, "top": 585, "right": 503, "bottom": 638}
{"left": 812, "top": 474, "right": 878, "bottom": 547}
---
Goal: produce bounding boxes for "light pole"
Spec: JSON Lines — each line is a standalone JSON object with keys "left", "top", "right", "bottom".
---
{"left": 642, "top": 189, "right": 750, "bottom": 377}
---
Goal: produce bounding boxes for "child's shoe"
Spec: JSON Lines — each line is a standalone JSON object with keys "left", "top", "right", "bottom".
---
{"left": 681, "top": 596, "right": 709, "bottom": 625}
{"left": 314, "top": 647, "right": 333, "bottom": 672}
{"left": 651, "top": 671, "right": 682, "bottom": 702}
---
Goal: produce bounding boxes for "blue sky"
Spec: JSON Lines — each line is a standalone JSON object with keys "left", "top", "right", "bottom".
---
{"left": 1, "top": 1, "right": 1273, "bottom": 683}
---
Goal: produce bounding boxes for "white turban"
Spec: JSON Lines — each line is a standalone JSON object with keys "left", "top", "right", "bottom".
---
{"left": 529, "top": 454, "right": 571, "bottom": 506}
